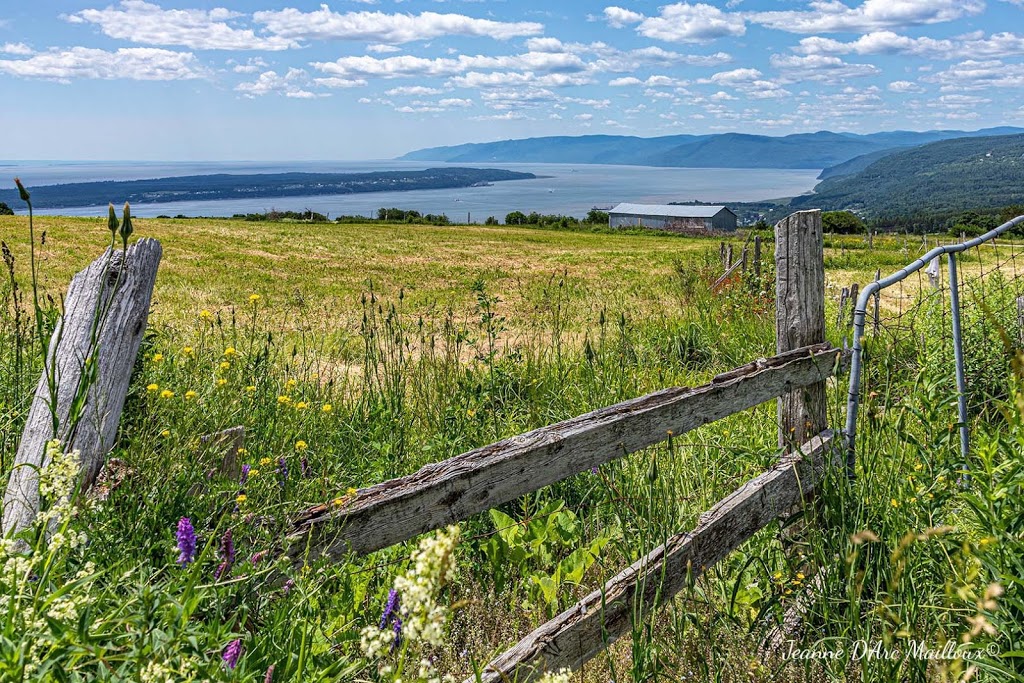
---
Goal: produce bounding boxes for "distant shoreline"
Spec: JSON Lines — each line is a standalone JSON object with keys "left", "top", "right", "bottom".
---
{"left": 0, "top": 167, "right": 536, "bottom": 210}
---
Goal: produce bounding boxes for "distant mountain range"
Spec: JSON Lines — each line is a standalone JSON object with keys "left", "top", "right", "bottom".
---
{"left": 790, "top": 133, "right": 1024, "bottom": 216}
{"left": 399, "top": 127, "right": 1024, "bottom": 171}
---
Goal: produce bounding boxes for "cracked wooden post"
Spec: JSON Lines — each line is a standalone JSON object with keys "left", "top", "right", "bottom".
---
{"left": 2, "top": 238, "right": 162, "bottom": 538}
{"left": 775, "top": 210, "right": 826, "bottom": 451}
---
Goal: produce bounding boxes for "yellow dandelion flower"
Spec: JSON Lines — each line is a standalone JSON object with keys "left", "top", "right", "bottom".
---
{"left": 286, "top": 379, "right": 297, "bottom": 389}
{"left": 248, "top": 294, "right": 261, "bottom": 304}
{"left": 295, "top": 401, "right": 308, "bottom": 411}
{"left": 249, "top": 469, "right": 260, "bottom": 477}
{"left": 322, "top": 403, "right": 332, "bottom": 413}
{"left": 346, "top": 487, "right": 357, "bottom": 496}
{"left": 184, "top": 390, "right": 197, "bottom": 400}
{"left": 219, "top": 361, "right": 231, "bottom": 371}
{"left": 295, "top": 440, "right": 308, "bottom": 451}
{"left": 246, "top": 385, "right": 257, "bottom": 393}
{"left": 152, "top": 353, "right": 164, "bottom": 363}
{"left": 199, "top": 309, "right": 213, "bottom": 321}
{"left": 146, "top": 383, "right": 159, "bottom": 392}
{"left": 260, "top": 457, "right": 272, "bottom": 466}
{"left": 224, "top": 347, "right": 236, "bottom": 357}
{"left": 237, "top": 447, "right": 248, "bottom": 456}
{"left": 796, "top": 572, "right": 805, "bottom": 580}
{"left": 333, "top": 497, "right": 345, "bottom": 506}
{"left": 236, "top": 494, "right": 247, "bottom": 504}
{"left": 467, "top": 408, "right": 476, "bottom": 417}
{"left": 891, "top": 498, "right": 899, "bottom": 508}
{"left": 160, "top": 389, "right": 174, "bottom": 399}
{"left": 277, "top": 395, "right": 291, "bottom": 405}
{"left": 182, "top": 346, "right": 194, "bottom": 355}
{"left": 217, "top": 378, "right": 227, "bottom": 387}
{"left": 161, "top": 429, "right": 170, "bottom": 437}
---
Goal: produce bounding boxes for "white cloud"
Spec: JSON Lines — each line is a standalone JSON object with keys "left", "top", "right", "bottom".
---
{"left": 926, "top": 59, "right": 1024, "bottom": 90}
{"left": 254, "top": 8, "right": 543, "bottom": 44}
{"left": 701, "top": 68, "right": 791, "bottom": 98}
{"left": 602, "top": 7, "right": 644, "bottom": 28}
{"left": 710, "top": 90, "right": 737, "bottom": 100}
{"left": 313, "top": 51, "right": 588, "bottom": 80}
{"left": 769, "top": 53, "right": 880, "bottom": 83}
{"left": 794, "top": 30, "right": 1024, "bottom": 59}
{"left": 232, "top": 57, "right": 268, "bottom": 74}
{"left": 635, "top": 3, "right": 746, "bottom": 43}
{"left": 235, "top": 67, "right": 328, "bottom": 98}
{"left": 66, "top": 1, "right": 297, "bottom": 51}
{"left": 367, "top": 43, "right": 402, "bottom": 53}
{"left": 574, "top": 113, "right": 594, "bottom": 120}
{"left": 888, "top": 80, "right": 923, "bottom": 92}
{"left": 385, "top": 85, "right": 443, "bottom": 96}
{"left": 750, "top": 0, "right": 984, "bottom": 34}
{"left": 448, "top": 70, "right": 593, "bottom": 89}
{"left": 0, "top": 46, "right": 202, "bottom": 81}
{"left": 438, "top": 97, "right": 473, "bottom": 107}
{"left": 1, "top": 43, "right": 33, "bottom": 56}
{"left": 471, "top": 111, "right": 529, "bottom": 120}
{"left": 608, "top": 74, "right": 685, "bottom": 87}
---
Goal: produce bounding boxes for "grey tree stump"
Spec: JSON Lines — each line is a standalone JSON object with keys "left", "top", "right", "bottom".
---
{"left": 2, "top": 238, "right": 161, "bottom": 538}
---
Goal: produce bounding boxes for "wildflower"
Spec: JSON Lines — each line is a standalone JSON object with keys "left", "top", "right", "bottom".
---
{"left": 295, "top": 401, "right": 308, "bottom": 410}
{"left": 260, "top": 457, "right": 272, "bottom": 466}
{"left": 300, "top": 456, "right": 310, "bottom": 478}
{"left": 295, "top": 440, "right": 308, "bottom": 452}
{"left": 322, "top": 403, "right": 333, "bottom": 413}
{"left": 224, "top": 347, "right": 236, "bottom": 357}
{"left": 277, "top": 395, "right": 291, "bottom": 405}
{"left": 220, "top": 361, "right": 231, "bottom": 370}
{"left": 263, "top": 665, "right": 275, "bottom": 683}
{"left": 286, "top": 379, "right": 297, "bottom": 389}
{"left": 147, "top": 383, "right": 159, "bottom": 392}
{"left": 249, "top": 294, "right": 261, "bottom": 304}
{"left": 379, "top": 588, "right": 400, "bottom": 629}
{"left": 222, "top": 639, "right": 242, "bottom": 670}
{"left": 246, "top": 385, "right": 257, "bottom": 393}
{"left": 215, "top": 529, "right": 235, "bottom": 580}
{"left": 282, "top": 579, "right": 295, "bottom": 594}
{"left": 236, "top": 494, "right": 247, "bottom": 505}
{"left": 161, "top": 429, "right": 171, "bottom": 437}
{"left": 347, "top": 487, "right": 358, "bottom": 496}
{"left": 333, "top": 497, "right": 345, "bottom": 506}
{"left": 249, "top": 469, "right": 260, "bottom": 477}
{"left": 185, "top": 390, "right": 197, "bottom": 400}
{"left": 240, "top": 464, "right": 250, "bottom": 486}
{"left": 183, "top": 346, "right": 194, "bottom": 355}
{"left": 200, "top": 309, "right": 214, "bottom": 321}
{"left": 176, "top": 518, "right": 197, "bottom": 565}
{"left": 216, "top": 378, "right": 227, "bottom": 387}
{"left": 250, "top": 550, "right": 268, "bottom": 565}
{"left": 277, "top": 457, "right": 288, "bottom": 488}
{"left": 160, "top": 389, "right": 174, "bottom": 399}
{"left": 537, "top": 669, "right": 571, "bottom": 683}
{"left": 890, "top": 498, "right": 899, "bottom": 508}
{"left": 391, "top": 616, "right": 403, "bottom": 653}
{"left": 152, "top": 353, "right": 163, "bottom": 363}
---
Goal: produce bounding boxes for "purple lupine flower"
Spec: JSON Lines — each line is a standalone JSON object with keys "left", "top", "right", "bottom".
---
{"left": 300, "top": 456, "right": 310, "bottom": 478}
{"left": 222, "top": 639, "right": 243, "bottom": 669}
{"left": 390, "top": 616, "right": 403, "bottom": 653}
{"left": 249, "top": 550, "right": 268, "bottom": 565}
{"left": 176, "top": 517, "right": 197, "bottom": 565}
{"left": 277, "top": 457, "right": 288, "bottom": 489}
{"left": 240, "top": 464, "right": 251, "bottom": 486}
{"left": 263, "top": 665, "right": 275, "bottom": 683}
{"left": 379, "top": 588, "right": 400, "bottom": 629}
{"left": 215, "top": 529, "right": 235, "bottom": 580}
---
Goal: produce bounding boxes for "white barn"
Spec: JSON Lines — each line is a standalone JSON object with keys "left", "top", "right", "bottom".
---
{"left": 609, "top": 203, "right": 737, "bottom": 233}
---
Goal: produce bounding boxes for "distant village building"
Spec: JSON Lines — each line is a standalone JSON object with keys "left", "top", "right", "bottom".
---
{"left": 608, "top": 203, "right": 738, "bottom": 233}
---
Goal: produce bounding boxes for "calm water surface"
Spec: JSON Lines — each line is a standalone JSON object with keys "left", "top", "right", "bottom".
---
{"left": 2, "top": 160, "right": 822, "bottom": 220}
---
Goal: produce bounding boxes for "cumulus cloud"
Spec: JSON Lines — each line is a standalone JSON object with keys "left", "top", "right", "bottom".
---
{"left": 66, "top": 1, "right": 297, "bottom": 51}
{"left": 701, "top": 68, "right": 791, "bottom": 98}
{"left": 235, "top": 67, "right": 327, "bottom": 98}
{"left": 0, "top": 46, "right": 202, "bottom": 81}
{"left": 312, "top": 51, "right": 588, "bottom": 80}
{"left": 367, "top": 43, "right": 402, "bottom": 53}
{"left": 605, "top": 3, "right": 745, "bottom": 43}
{"left": 794, "top": 30, "right": 1024, "bottom": 59}
{"left": 888, "top": 79, "right": 924, "bottom": 92}
{"left": 602, "top": 6, "right": 644, "bottom": 28}
{"left": 385, "top": 85, "right": 443, "bottom": 96}
{"left": 926, "top": 59, "right": 1024, "bottom": 90}
{"left": 1, "top": 43, "right": 33, "bottom": 55}
{"left": 749, "top": 0, "right": 984, "bottom": 34}
{"left": 769, "top": 53, "right": 880, "bottom": 83}
{"left": 253, "top": 7, "right": 543, "bottom": 44}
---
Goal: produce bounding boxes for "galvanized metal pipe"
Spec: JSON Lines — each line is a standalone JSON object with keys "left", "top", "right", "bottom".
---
{"left": 843, "top": 215, "right": 1024, "bottom": 476}
{"left": 947, "top": 253, "right": 970, "bottom": 461}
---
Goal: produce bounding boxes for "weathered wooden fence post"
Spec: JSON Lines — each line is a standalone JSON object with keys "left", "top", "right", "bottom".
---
{"left": 2, "top": 239, "right": 162, "bottom": 538}
{"left": 775, "top": 210, "right": 826, "bottom": 450}
{"left": 754, "top": 234, "right": 762, "bottom": 282}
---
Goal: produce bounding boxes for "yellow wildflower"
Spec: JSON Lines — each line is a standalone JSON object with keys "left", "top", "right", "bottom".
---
{"left": 199, "top": 309, "right": 213, "bottom": 321}
{"left": 286, "top": 379, "right": 297, "bottom": 389}
{"left": 152, "top": 353, "right": 163, "bottom": 363}
{"left": 224, "top": 347, "right": 236, "bottom": 357}
{"left": 260, "top": 457, "right": 272, "bottom": 466}
{"left": 237, "top": 447, "right": 248, "bottom": 456}
{"left": 146, "top": 383, "right": 159, "bottom": 392}
{"left": 182, "top": 346, "right": 194, "bottom": 355}
{"left": 217, "top": 378, "right": 227, "bottom": 387}
{"left": 220, "top": 361, "right": 231, "bottom": 371}
{"left": 160, "top": 389, "right": 174, "bottom": 399}
{"left": 277, "top": 395, "right": 291, "bottom": 405}
{"left": 891, "top": 499, "right": 899, "bottom": 508}
{"left": 346, "top": 487, "right": 358, "bottom": 496}
{"left": 295, "top": 440, "right": 308, "bottom": 451}
{"left": 246, "top": 385, "right": 257, "bottom": 393}
{"left": 249, "top": 469, "right": 259, "bottom": 477}
{"left": 333, "top": 497, "right": 345, "bottom": 506}
{"left": 248, "top": 294, "right": 261, "bottom": 304}
{"left": 184, "top": 390, "right": 197, "bottom": 400}
{"left": 236, "top": 494, "right": 247, "bottom": 504}
{"left": 321, "top": 403, "right": 333, "bottom": 413}
{"left": 161, "top": 429, "right": 170, "bottom": 437}
{"left": 295, "top": 401, "right": 308, "bottom": 411}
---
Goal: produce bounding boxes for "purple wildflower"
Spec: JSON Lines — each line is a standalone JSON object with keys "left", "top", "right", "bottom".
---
{"left": 215, "top": 529, "right": 235, "bottom": 580}
{"left": 240, "top": 464, "right": 251, "bottom": 486}
{"left": 176, "top": 517, "right": 197, "bottom": 565}
{"left": 282, "top": 579, "right": 295, "bottom": 594}
{"left": 249, "top": 550, "right": 268, "bottom": 565}
{"left": 391, "top": 616, "right": 403, "bottom": 653}
{"left": 277, "top": 457, "right": 288, "bottom": 489}
{"left": 379, "top": 588, "right": 400, "bottom": 629}
{"left": 263, "top": 665, "right": 275, "bottom": 683}
{"left": 222, "top": 639, "right": 243, "bottom": 670}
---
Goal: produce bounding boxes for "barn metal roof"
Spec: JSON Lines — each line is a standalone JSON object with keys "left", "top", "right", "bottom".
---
{"left": 609, "top": 203, "right": 733, "bottom": 218}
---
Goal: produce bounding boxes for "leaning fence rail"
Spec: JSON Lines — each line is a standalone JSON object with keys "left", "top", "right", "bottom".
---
{"left": 843, "top": 214, "right": 1024, "bottom": 471}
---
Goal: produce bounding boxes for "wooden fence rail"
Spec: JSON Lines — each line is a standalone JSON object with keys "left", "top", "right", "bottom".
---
{"left": 286, "top": 342, "right": 843, "bottom": 562}
{"left": 474, "top": 430, "right": 837, "bottom": 683}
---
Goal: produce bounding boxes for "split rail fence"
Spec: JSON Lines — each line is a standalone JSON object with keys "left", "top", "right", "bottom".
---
{"left": 285, "top": 210, "right": 846, "bottom": 682}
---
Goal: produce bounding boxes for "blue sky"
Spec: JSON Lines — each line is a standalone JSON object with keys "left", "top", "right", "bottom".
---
{"left": 2, "top": 0, "right": 1023, "bottom": 160}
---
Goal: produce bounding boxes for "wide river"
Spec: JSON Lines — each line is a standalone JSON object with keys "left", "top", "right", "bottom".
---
{"left": 1, "top": 160, "right": 822, "bottom": 220}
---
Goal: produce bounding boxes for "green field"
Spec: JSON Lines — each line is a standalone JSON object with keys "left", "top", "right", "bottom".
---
{"left": 0, "top": 213, "right": 1021, "bottom": 682}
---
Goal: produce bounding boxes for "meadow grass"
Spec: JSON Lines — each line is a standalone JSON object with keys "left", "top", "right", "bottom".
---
{"left": 0, "top": 214, "right": 1020, "bottom": 682}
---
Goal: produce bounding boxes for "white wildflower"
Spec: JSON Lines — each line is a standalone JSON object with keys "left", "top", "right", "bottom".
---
{"left": 538, "top": 668, "right": 572, "bottom": 683}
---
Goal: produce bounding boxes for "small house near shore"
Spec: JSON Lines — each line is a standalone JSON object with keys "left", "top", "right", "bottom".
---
{"left": 609, "top": 203, "right": 737, "bottom": 233}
